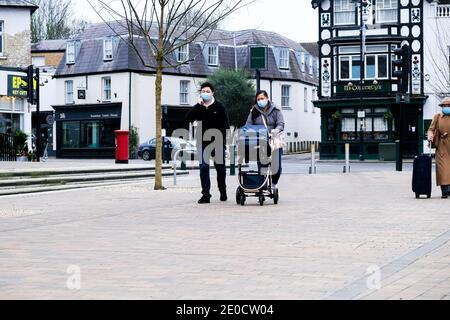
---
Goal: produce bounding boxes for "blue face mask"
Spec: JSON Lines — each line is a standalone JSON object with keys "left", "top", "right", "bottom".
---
{"left": 257, "top": 99, "right": 268, "bottom": 109}
{"left": 201, "top": 93, "right": 212, "bottom": 102}
{"left": 443, "top": 107, "right": 450, "bottom": 115}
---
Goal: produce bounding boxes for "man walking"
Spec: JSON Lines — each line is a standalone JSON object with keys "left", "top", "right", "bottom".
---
{"left": 186, "top": 82, "right": 230, "bottom": 204}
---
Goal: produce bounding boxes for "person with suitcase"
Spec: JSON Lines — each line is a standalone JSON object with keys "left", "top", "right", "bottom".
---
{"left": 427, "top": 97, "right": 450, "bottom": 199}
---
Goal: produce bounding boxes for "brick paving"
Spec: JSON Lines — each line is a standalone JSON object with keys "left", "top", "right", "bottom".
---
{"left": 0, "top": 169, "right": 449, "bottom": 300}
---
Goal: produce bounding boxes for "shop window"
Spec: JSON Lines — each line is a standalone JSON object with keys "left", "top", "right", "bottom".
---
{"left": 341, "top": 117, "right": 356, "bottom": 141}
{"left": 0, "top": 113, "right": 21, "bottom": 134}
{"left": 374, "top": 117, "right": 389, "bottom": 140}
{"left": 62, "top": 121, "right": 80, "bottom": 149}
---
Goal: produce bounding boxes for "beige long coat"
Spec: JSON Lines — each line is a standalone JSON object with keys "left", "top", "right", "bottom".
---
{"left": 428, "top": 113, "right": 450, "bottom": 186}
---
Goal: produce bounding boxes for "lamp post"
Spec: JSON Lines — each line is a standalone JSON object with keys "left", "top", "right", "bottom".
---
{"left": 354, "top": 0, "right": 370, "bottom": 161}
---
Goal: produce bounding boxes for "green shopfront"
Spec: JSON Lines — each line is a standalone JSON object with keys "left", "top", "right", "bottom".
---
{"left": 53, "top": 103, "right": 122, "bottom": 158}
{"left": 315, "top": 82, "right": 426, "bottom": 160}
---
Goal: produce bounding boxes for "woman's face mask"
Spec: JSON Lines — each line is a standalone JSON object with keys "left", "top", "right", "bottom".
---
{"left": 257, "top": 99, "right": 268, "bottom": 109}
{"left": 443, "top": 106, "right": 450, "bottom": 115}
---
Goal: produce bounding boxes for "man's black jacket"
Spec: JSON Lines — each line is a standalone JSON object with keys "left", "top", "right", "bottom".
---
{"left": 186, "top": 100, "right": 230, "bottom": 147}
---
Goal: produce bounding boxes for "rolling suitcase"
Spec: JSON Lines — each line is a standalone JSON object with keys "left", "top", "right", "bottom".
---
{"left": 412, "top": 150, "right": 432, "bottom": 199}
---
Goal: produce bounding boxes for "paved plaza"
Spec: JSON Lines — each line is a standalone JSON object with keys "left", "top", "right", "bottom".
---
{"left": 0, "top": 158, "right": 449, "bottom": 300}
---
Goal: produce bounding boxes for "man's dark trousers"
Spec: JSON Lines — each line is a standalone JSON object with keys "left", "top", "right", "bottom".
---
{"left": 199, "top": 145, "right": 226, "bottom": 196}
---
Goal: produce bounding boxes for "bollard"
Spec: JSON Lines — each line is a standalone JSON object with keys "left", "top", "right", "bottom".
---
{"left": 344, "top": 143, "right": 350, "bottom": 173}
{"left": 229, "top": 145, "right": 236, "bottom": 176}
{"left": 309, "top": 143, "right": 317, "bottom": 174}
{"left": 396, "top": 140, "right": 402, "bottom": 172}
{"left": 180, "top": 143, "right": 187, "bottom": 171}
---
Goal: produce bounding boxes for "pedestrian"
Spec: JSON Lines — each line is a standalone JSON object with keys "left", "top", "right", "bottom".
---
{"left": 186, "top": 82, "right": 230, "bottom": 204}
{"left": 245, "top": 90, "right": 285, "bottom": 192}
{"left": 428, "top": 97, "right": 450, "bottom": 198}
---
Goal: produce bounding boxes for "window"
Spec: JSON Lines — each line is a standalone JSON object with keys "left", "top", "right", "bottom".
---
{"left": 207, "top": 44, "right": 218, "bottom": 66}
{"left": 281, "top": 85, "right": 290, "bottom": 107}
{"left": 301, "top": 52, "right": 306, "bottom": 72}
{"left": 180, "top": 80, "right": 190, "bottom": 105}
{"left": 373, "top": 117, "right": 389, "bottom": 140}
{"left": 304, "top": 88, "right": 308, "bottom": 112}
{"left": 334, "top": 0, "right": 356, "bottom": 25}
{"left": 365, "top": 54, "right": 388, "bottom": 79}
{"left": 376, "top": 0, "right": 398, "bottom": 23}
{"left": 0, "top": 21, "right": 4, "bottom": 56}
{"left": 339, "top": 55, "right": 365, "bottom": 80}
{"left": 65, "top": 80, "right": 74, "bottom": 104}
{"left": 66, "top": 42, "right": 75, "bottom": 64}
{"left": 104, "top": 38, "right": 113, "bottom": 61}
{"left": 341, "top": 118, "right": 356, "bottom": 141}
{"left": 102, "top": 77, "right": 112, "bottom": 101}
{"left": 279, "top": 48, "right": 290, "bottom": 70}
{"left": 175, "top": 44, "right": 189, "bottom": 63}
{"left": 32, "top": 56, "right": 46, "bottom": 67}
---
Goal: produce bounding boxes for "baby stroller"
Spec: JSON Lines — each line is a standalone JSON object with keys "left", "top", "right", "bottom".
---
{"left": 235, "top": 124, "right": 279, "bottom": 206}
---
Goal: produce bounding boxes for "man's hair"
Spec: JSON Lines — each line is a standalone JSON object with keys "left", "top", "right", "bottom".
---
{"left": 200, "top": 82, "right": 215, "bottom": 93}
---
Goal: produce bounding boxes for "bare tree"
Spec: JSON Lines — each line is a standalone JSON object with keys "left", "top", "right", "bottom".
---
{"left": 424, "top": 17, "right": 450, "bottom": 101}
{"left": 88, "top": 0, "right": 253, "bottom": 190}
{"left": 31, "top": 0, "right": 89, "bottom": 42}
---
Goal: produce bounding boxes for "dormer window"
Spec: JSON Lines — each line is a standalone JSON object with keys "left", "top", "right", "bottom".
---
{"left": 207, "top": 44, "right": 219, "bottom": 66}
{"left": 334, "top": 0, "right": 356, "bottom": 25}
{"left": 175, "top": 43, "right": 189, "bottom": 63}
{"left": 104, "top": 38, "right": 113, "bottom": 61}
{"left": 278, "top": 47, "right": 289, "bottom": 70}
{"left": 309, "top": 55, "right": 314, "bottom": 75}
{"left": 66, "top": 42, "right": 75, "bottom": 64}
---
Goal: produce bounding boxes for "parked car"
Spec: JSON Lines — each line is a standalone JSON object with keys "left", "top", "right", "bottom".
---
{"left": 138, "top": 137, "right": 197, "bottom": 161}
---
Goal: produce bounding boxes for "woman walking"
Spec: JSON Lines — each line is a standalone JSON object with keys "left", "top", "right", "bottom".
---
{"left": 245, "top": 90, "right": 285, "bottom": 192}
{"left": 428, "top": 97, "right": 450, "bottom": 198}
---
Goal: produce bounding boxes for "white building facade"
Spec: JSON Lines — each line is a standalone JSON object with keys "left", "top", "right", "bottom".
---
{"left": 53, "top": 23, "right": 321, "bottom": 158}
{"left": 0, "top": 1, "right": 38, "bottom": 144}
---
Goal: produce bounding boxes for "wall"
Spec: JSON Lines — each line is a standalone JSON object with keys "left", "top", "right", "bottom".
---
{"left": 0, "top": 8, "right": 32, "bottom": 68}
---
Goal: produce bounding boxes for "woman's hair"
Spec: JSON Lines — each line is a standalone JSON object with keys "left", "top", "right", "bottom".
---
{"left": 252, "top": 90, "right": 270, "bottom": 120}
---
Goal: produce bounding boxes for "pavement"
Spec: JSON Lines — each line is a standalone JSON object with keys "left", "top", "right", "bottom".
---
{"left": 0, "top": 156, "right": 449, "bottom": 300}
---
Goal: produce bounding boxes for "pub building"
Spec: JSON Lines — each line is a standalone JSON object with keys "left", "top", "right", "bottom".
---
{"left": 312, "top": 0, "right": 428, "bottom": 159}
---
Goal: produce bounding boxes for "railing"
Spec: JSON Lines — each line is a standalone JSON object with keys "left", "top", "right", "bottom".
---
{"left": 436, "top": 5, "right": 450, "bottom": 17}
{"left": 0, "top": 133, "right": 17, "bottom": 162}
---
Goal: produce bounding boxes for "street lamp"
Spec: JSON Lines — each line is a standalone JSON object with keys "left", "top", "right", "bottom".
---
{"left": 351, "top": 0, "right": 370, "bottom": 161}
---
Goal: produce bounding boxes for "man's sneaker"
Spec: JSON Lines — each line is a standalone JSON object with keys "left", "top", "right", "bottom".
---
{"left": 198, "top": 195, "right": 211, "bottom": 204}
{"left": 220, "top": 191, "right": 228, "bottom": 202}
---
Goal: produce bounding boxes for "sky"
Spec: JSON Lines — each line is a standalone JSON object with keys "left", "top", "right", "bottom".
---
{"left": 74, "top": 0, "right": 319, "bottom": 43}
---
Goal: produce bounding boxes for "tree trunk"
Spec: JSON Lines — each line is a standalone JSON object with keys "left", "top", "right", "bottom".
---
{"left": 154, "top": 5, "right": 166, "bottom": 191}
{"left": 154, "top": 56, "right": 165, "bottom": 190}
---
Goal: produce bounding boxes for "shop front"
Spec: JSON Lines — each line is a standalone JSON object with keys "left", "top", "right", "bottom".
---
{"left": 315, "top": 97, "right": 427, "bottom": 160}
{"left": 53, "top": 103, "right": 122, "bottom": 158}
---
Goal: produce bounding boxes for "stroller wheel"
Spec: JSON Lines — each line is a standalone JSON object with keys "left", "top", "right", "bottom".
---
{"left": 236, "top": 187, "right": 243, "bottom": 205}
{"left": 259, "top": 195, "right": 265, "bottom": 206}
{"left": 273, "top": 189, "right": 279, "bottom": 205}
{"left": 240, "top": 194, "right": 246, "bottom": 206}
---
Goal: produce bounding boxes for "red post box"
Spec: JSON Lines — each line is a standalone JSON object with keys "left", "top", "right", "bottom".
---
{"left": 115, "top": 130, "right": 129, "bottom": 164}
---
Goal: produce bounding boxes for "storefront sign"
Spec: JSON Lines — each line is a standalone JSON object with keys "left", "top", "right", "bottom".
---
{"left": 7, "top": 75, "right": 37, "bottom": 98}
{"left": 336, "top": 82, "right": 391, "bottom": 95}
{"left": 55, "top": 105, "right": 122, "bottom": 122}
